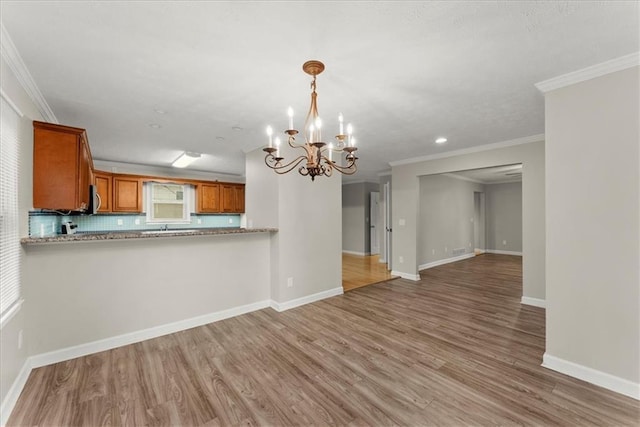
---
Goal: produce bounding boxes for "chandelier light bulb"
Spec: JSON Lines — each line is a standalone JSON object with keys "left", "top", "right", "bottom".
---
{"left": 266, "top": 125, "right": 273, "bottom": 147}
{"left": 328, "top": 143, "right": 333, "bottom": 162}
{"left": 309, "top": 124, "right": 315, "bottom": 143}
{"left": 275, "top": 137, "right": 281, "bottom": 157}
{"left": 287, "top": 107, "right": 294, "bottom": 130}
{"left": 338, "top": 113, "right": 344, "bottom": 135}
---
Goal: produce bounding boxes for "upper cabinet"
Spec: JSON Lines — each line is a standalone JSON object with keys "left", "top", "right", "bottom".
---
{"left": 93, "top": 171, "right": 112, "bottom": 212}
{"left": 33, "top": 121, "right": 94, "bottom": 211}
{"left": 221, "top": 183, "right": 245, "bottom": 213}
{"left": 197, "top": 183, "right": 221, "bottom": 213}
{"left": 112, "top": 175, "right": 143, "bottom": 213}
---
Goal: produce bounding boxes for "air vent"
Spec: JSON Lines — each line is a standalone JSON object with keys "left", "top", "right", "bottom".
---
{"left": 452, "top": 248, "right": 466, "bottom": 256}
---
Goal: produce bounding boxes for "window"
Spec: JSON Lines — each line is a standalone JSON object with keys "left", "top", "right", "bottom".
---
{"left": 145, "top": 182, "right": 192, "bottom": 223}
{"left": 0, "top": 95, "right": 22, "bottom": 325}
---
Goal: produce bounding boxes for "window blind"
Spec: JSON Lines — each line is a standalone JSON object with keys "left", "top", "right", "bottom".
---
{"left": 0, "top": 96, "right": 21, "bottom": 320}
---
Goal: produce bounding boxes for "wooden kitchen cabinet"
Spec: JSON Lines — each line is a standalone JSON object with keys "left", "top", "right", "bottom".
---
{"left": 33, "top": 121, "right": 94, "bottom": 211}
{"left": 197, "top": 183, "right": 221, "bottom": 213}
{"left": 221, "top": 183, "right": 245, "bottom": 213}
{"left": 112, "top": 175, "right": 142, "bottom": 212}
{"left": 93, "top": 171, "right": 112, "bottom": 212}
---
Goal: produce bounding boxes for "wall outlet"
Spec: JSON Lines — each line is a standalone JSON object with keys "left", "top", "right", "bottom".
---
{"left": 18, "top": 330, "right": 23, "bottom": 350}
{"left": 287, "top": 277, "right": 293, "bottom": 288}
{"left": 228, "top": 218, "right": 233, "bottom": 224}
{"left": 197, "top": 218, "right": 202, "bottom": 224}
{"left": 134, "top": 219, "right": 140, "bottom": 225}
{"left": 248, "top": 220, "right": 253, "bottom": 228}
{"left": 399, "top": 219, "right": 406, "bottom": 226}
{"left": 117, "top": 219, "right": 123, "bottom": 226}
{"left": 502, "top": 240, "right": 507, "bottom": 246}
{"left": 445, "top": 246, "right": 448, "bottom": 253}
{"left": 470, "top": 217, "right": 474, "bottom": 222}
{"left": 399, "top": 256, "right": 404, "bottom": 263}
{"left": 432, "top": 249, "right": 435, "bottom": 255}
{"left": 469, "top": 242, "right": 472, "bottom": 247}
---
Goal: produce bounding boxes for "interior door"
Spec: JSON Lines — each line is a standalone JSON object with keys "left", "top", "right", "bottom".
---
{"left": 370, "top": 192, "right": 380, "bottom": 254}
{"left": 384, "top": 182, "right": 391, "bottom": 269}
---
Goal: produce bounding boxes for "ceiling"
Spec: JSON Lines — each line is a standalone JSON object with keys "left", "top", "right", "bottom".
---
{"left": 1, "top": 1, "right": 638, "bottom": 182}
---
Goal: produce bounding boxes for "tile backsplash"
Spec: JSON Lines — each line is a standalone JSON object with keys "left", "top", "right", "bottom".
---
{"left": 28, "top": 212, "right": 241, "bottom": 237}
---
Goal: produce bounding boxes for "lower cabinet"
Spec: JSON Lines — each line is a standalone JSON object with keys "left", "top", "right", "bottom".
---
{"left": 113, "top": 176, "right": 142, "bottom": 212}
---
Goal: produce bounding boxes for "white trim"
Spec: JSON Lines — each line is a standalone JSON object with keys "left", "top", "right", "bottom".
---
{"left": 542, "top": 353, "right": 640, "bottom": 400}
{"left": 390, "top": 271, "right": 421, "bottom": 281}
{"left": 270, "top": 287, "right": 343, "bottom": 312}
{"left": 0, "top": 89, "right": 24, "bottom": 117}
{"left": 389, "top": 134, "right": 544, "bottom": 167}
{"left": 521, "top": 296, "right": 546, "bottom": 308}
{"left": 0, "top": 299, "right": 24, "bottom": 330}
{"left": 475, "top": 249, "right": 486, "bottom": 254}
{"left": 29, "top": 299, "right": 270, "bottom": 368}
{"left": 535, "top": 52, "right": 640, "bottom": 93}
{"left": 0, "top": 24, "right": 57, "bottom": 123}
{"left": 419, "top": 253, "right": 476, "bottom": 271}
{"left": 485, "top": 249, "right": 523, "bottom": 256}
{"left": 342, "top": 250, "right": 371, "bottom": 256}
{"left": 0, "top": 357, "right": 32, "bottom": 426}
{"left": 377, "top": 170, "right": 392, "bottom": 177}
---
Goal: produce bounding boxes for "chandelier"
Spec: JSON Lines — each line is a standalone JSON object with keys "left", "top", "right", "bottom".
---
{"left": 263, "top": 60, "right": 358, "bottom": 181}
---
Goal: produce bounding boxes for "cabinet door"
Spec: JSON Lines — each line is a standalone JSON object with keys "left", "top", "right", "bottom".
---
{"left": 197, "top": 183, "right": 220, "bottom": 213}
{"left": 113, "top": 176, "right": 142, "bottom": 212}
{"left": 33, "top": 127, "right": 80, "bottom": 210}
{"left": 94, "top": 172, "right": 112, "bottom": 212}
{"left": 234, "top": 185, "right": 245, "bottom": 213}
{"left": 220, "top": 184, "right": 236, "bottom": 213}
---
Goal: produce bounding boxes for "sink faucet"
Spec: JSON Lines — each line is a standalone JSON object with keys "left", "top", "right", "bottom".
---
{"left": 161, "top": 224, "right": 168, "bottom": 231}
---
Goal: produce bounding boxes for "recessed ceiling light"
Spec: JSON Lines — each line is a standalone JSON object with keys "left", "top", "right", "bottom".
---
{"left": 154, "top": 109, "right": 166, "bottom": 114}
{"left": 216, "top": 136, "right": 225, "bottom": 141}
{"left": 149, "top": 123, "right": 162, "bottom": 129}
{"left": 232, "top": 126, "right": 243, "bottom": 131}
{"left": 435, "top": 137, "right": 447, "bottom": 144}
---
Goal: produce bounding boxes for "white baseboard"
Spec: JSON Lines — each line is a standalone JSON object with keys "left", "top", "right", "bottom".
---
{"left": 0, "top": 358, "right": 32, "bottom": 426}
{"left": 542, "top": 353, "right": 640, "bottom": 400}
{"left": 270, "top": 287, "right": 344, "bottom": 312}
{"left": 29, "top": 299, "right": 271, "bottom": 369}
{"left": 485, "top": 249, "right": 523, "bottom": 256}
{"left": 521, "top": 296, "right": 546, "bottom": 308}
{"left": 342, "top": 250, "right": 371, "bottom": 256}
{"left": 419, "top": 253, "right": 475, "bottom": 271}
{"left": 390, "top": 271, "right": 421, "bottom": 281}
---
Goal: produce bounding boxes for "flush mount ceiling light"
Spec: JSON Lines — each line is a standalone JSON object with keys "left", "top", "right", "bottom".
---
{"left": 172, "top": 152, "right": 201, "bottom": 168}
{"left": 263, "top": 60, "right": 358, "bottom": 181}
{"left": 435, "top": 137, "right": 448, "bottom": 144}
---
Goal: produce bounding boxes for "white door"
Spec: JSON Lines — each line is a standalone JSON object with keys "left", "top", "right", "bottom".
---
{"left": 370, "top": 192, "right": 380, "bottom": 254}
{"left": 383, "top": 182, "right": 391, "bottom": 268}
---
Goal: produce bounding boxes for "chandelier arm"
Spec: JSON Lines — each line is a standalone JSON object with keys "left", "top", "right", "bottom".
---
{"left": 266, "top": 155, "right": 308, "bottom": 175}
{"left": 328, "top": 160, "right": 358, "bottom": 175}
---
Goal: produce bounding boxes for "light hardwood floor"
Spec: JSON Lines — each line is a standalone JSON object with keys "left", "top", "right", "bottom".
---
{"left": 342, "top": 253, "right": 396, "bottom": 291}
{"left": 8, "top": 254, "right": 639, "bottom": 425}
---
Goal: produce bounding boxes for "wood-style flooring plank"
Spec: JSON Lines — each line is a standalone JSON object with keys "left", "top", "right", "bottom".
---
{"left": 7, "top": 254, "right": 640, "bottom": 426}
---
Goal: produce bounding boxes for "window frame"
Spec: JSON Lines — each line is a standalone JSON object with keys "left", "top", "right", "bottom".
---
{"left": 144, "top": 182, "right": 193, "bottom": 224}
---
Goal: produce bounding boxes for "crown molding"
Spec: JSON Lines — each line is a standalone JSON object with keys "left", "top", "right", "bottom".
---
{"left": 377, "top": 170, "right": 392, "bottom": 177}
{"left": 535, "top": 52, "right": 640, "bottom": 93}
{"left": 1, "top": 23, "right": 57, "bottom": 123}
{"left": 389, "top": 133, "right": 544, "bottom": 168}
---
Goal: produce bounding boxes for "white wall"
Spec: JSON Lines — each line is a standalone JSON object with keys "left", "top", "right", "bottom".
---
{"left": 418, "top": 174, "right": 484, "bottom": 266}
{"left": 245, "top": 145, "right": 342, "bottom": 306}
{"left": 485, "top": 182, "right": 522, "bottom": 253}
{"left": 23, "top": 234, "right": 272, "bottom": 356}
{"left": 0, "top": 53, "right": 42, "bottom": 416}
{"left": 544, "top": 65, "right": 639, "bottom": 395}
{"left": 390, "top": 139, "right": 545, "bottom": 302}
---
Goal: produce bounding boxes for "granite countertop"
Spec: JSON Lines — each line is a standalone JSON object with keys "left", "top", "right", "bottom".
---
{"left": 21, "top": 228, "right": 278, "bottom": 244}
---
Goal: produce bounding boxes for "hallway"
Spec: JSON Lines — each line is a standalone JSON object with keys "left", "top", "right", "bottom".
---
{"left": 342, "top": 253, "right": 397, "bottom": 292}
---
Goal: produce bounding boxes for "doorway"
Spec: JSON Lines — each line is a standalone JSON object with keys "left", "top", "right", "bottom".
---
{"left": 370, "top": 191, "right": 380, "bottom": 255}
